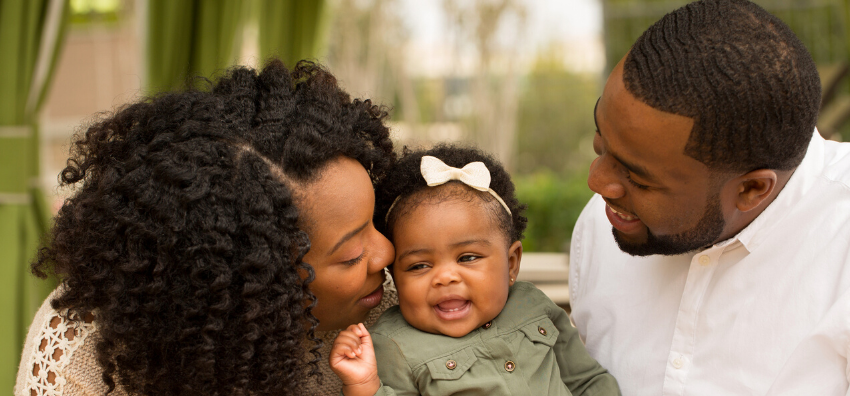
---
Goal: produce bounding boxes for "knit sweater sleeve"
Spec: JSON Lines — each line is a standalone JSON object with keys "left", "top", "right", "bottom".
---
{"left": 15, "top": 289, "right": 107, "bottom": 396}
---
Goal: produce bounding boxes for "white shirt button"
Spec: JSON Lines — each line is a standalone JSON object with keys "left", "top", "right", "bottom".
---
{"left": 698, "top": 255, "right": 711, "bottom": 266}
{"left": 672, "top": 356, "right": 685, "bottom": 369}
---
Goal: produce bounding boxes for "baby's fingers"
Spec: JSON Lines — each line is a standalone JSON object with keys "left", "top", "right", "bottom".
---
{"left": 332, "top": 331, "right": 363, "bottom": 358}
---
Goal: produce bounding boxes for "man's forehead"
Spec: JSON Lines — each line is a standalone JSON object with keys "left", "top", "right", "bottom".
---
{"left": 597, "top": 61, "right": 703, "bottom": 182}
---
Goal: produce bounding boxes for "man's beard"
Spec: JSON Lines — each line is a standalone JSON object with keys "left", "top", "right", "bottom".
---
{"left": 613, "top": 194, "right": 725, "bottom": 256}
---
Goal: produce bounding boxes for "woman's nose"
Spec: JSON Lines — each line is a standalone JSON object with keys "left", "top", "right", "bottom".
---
{"left": 588, "top": 156, "right": 625, "bottom": 199}
{"left": 368, "top": 228, "right": 394, "bottom": 274}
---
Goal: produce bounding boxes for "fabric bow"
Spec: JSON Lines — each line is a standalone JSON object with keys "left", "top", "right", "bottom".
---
{"left": 420, "top": 156, "right": 492, "bottom": 191}
{"left": 418, "top": 156, "right": 512, "bottom": 216}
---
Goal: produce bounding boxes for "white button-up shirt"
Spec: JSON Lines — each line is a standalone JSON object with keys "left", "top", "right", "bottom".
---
{"left": 570, "top": 131, "right": 850, "bottom": 396}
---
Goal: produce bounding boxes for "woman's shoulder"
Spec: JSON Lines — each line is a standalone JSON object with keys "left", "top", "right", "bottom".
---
{"left": 15, "top": 288, "right": 120, "bottom": 396}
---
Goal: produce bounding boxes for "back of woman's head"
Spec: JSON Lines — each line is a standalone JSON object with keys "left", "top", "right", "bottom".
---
{"left": 33, "top": 60, "right": 394, "bottom": 395}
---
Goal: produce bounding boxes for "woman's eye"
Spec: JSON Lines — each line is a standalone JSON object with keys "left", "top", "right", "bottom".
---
{"left": 458, "top": 254, "right": 480, "bottom": 263}
{"left": 342, "top": 253, "right": 365, "bottom": 266}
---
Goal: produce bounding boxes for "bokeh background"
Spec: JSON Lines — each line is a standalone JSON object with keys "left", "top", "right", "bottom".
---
{"left": 3, "top": 0, "right": 849, "bottom": 391}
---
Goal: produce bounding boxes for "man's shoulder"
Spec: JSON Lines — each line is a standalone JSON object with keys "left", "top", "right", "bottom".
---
{"left": 821, "top": 139, "right": 850, "bottom": 188}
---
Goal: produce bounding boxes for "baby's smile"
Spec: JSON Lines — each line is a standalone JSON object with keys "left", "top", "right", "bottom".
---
{"left": 433, "top": 296, "right": 471, "bottom": 321}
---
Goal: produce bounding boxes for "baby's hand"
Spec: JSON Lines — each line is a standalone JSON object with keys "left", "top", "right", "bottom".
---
{"left": 330, "top": 323, "right": 380, "bottom": 396}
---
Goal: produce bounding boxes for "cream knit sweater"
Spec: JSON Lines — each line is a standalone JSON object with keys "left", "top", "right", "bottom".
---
{"left": 15, "top": 278, "right": 398, "bottom": 396}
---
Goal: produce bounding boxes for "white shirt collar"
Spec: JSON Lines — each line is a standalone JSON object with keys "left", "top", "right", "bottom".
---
{"left": 722, "top": 129, "right": 824, "bottom": 253}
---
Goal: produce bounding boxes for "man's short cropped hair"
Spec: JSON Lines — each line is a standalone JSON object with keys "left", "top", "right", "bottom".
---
{"left": 623, "top": 0, "right": 821, "bottom": 173}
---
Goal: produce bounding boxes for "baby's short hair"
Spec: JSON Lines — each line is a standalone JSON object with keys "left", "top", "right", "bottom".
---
{"left": 375, "top": 144, "right": 527, "bottom": 243}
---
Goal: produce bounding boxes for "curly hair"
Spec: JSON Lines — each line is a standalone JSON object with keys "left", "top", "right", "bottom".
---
{"left": 32, "top": 60, "right": 394, "bottom": 395}
{"left": 375, "top": 144, "right": 527, "bottom": 245}
{"left": 623, "top": 0, "right": 821, "bottom": 173}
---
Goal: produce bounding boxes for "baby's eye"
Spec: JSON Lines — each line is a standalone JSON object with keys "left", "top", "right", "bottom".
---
{"left": 406, "top": 263, "right": 430, "bottom": 271}
{"left": 458, "top": 254, "right": 481, "bottom": 263}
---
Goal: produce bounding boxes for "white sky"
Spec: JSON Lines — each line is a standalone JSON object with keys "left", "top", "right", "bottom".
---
{"left": 398, "top": 0, "right": 604, "bottom": 76}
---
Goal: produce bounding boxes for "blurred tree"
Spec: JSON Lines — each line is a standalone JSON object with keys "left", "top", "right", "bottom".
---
{"left": 516, "top": 46, "right": 600, "bottom": 175}
{"left": 325, "top": 0, "right": 420, "bottom": 129}
{"left": 443, "top": 0, "right": 526, "bottom": 170}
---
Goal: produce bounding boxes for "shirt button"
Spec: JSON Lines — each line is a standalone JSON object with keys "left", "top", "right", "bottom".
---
{"left": 504, "top": 360, "right": 516, "bottom": 372}
{"left": 538, "top": 326, "right": 547, "bottom": 336}
{"left": 446, "top": 360, "right": 457, "bottom": 370}
{"left": 698, "top": 255, "right": 711, "bottom": 266}
{"left": 482, "top": 321, "right": 492, "bottom": 329}
{"left": 672, "top": 356, "right": 685, "bottom": 369}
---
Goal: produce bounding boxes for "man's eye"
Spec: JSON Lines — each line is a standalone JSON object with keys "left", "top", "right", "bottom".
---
{"left": 626, "top": 175, "right": 650, "bottom": 190}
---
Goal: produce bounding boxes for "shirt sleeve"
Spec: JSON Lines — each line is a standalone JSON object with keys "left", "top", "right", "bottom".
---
{"left": 16, "top": 292, "right": 97, "bottom": 396}
{"left": 550, "top": 304, "right": 621, "bottom": 396}
{"left": 372, "top": 332, "right": 420, "bottom": 395}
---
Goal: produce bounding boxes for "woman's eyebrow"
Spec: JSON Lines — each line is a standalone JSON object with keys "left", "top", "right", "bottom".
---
{"left": 328, "top": 221, "right": 369, "bottom": 256}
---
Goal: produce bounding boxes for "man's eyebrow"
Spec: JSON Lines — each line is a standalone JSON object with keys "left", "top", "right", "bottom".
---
{"left": 617, "top": 155, "right": 654, "bottom": 181}
{"left": 329, "top": 221, "right": 369, "bottom": 256}
{"left": 593, "top": 96, "right": 655, "bottom": 182}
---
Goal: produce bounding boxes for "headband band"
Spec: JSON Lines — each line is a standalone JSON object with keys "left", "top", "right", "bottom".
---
{"left": 384, "top": 156, "right": 512, "bottom": 223}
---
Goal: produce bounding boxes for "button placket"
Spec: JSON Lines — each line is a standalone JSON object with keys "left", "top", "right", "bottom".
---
{"left": 662, "top": 247, "right": 724, "bottom": 394}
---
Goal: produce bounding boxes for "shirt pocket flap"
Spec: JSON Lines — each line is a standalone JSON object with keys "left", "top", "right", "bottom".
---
{"left": 519, "top": 317, "right": 559, "bottom": 347}
{"left": 425, "top": 346, "right": 478, "bottom": 380}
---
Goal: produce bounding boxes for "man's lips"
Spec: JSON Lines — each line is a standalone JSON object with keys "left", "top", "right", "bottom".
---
{"left": 604, "top": 202, "right": 643, "bottom": 234}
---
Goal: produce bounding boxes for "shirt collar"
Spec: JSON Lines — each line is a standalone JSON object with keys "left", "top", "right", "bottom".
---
{"left": 731, "top": 129, "right": 824, "bottom": 253}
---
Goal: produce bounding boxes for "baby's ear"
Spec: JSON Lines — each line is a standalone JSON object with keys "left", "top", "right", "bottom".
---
{"left": 508, "top": 241, "right": 522, "bottom": 285}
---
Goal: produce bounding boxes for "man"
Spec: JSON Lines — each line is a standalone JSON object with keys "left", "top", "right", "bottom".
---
{"left": 569, "top": 0, "right": 850, "bottom": 395}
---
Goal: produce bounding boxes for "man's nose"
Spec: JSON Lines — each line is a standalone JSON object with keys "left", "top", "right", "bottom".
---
{"left": 588, "top": 156, "right": 625, "bottom": 199}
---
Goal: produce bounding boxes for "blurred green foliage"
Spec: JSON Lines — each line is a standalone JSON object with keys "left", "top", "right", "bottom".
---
{"left": 516, "top": 46, "right": 600, "bottom": 175}
{"left": 513, "top": 48, "right": 600, "bottom": 252}
{"left": 515, "top": 169, "right": 594, "bottom": 253}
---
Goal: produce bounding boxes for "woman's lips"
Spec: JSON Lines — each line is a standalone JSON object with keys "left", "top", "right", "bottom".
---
{"left": 358, "top": 284, "right": 384, "bottom": 309}
{"left": 433, "top": 298, "right": 471, "bottom": 321}
{"left": 605, "top": 203, "right": 643, "bottom": 234}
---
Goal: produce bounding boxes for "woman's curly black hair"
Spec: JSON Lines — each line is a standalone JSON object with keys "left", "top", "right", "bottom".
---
{"left": 374, "top": 144, "right": 527, "bottom": 245}
{"left": 31, "top": 59, "right": 394, "bottom": 395}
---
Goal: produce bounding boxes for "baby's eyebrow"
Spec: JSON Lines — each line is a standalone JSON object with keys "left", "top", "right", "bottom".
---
{"left": 450, "top": 239, "right": 492, "bottom": 248}
{"left": 396, "top": 248, "right": 431, "bottom": 263}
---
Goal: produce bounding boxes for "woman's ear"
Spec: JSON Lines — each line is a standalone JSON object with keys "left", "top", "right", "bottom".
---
{"left": 507, "top": 241, "right": 522, "bottom": 286}
{"left": 732, "top": 169, "right": 778, "bottom": 212}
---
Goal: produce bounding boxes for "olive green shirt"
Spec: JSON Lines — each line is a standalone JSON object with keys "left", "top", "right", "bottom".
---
{"left": 370, "top": 281, "right": 620, "bottom": 395}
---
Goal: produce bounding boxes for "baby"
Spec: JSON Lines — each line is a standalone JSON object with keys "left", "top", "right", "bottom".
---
{"left": 330, "top": 145, "right": 620, "bottom": 395}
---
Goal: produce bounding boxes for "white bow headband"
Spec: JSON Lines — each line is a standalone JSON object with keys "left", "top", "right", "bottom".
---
{"left": 385, "top": 156, "right": 512, "bottom": 223}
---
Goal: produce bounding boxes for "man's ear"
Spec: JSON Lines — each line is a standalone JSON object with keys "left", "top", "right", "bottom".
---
{"left": 732, "top": 169, "right": 778, "bottom": 212}
{"left": 508, "top": 241, "right": 522, "bottom": 286}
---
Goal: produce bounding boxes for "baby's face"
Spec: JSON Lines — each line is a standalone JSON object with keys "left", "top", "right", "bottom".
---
{"left": 391, "top": 196, "right": 521, "bottom": 337}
